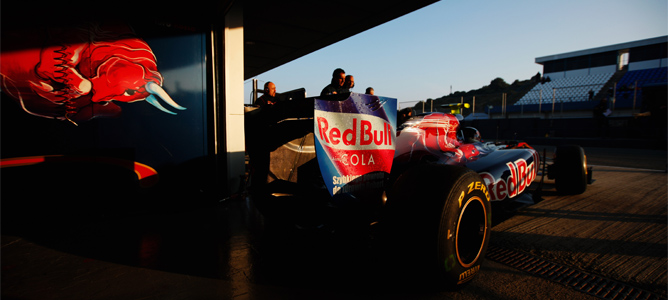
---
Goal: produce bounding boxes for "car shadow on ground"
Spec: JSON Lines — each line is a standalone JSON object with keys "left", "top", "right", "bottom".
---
{"left": 3, "top": 191, "right": 465, "bottom": 295}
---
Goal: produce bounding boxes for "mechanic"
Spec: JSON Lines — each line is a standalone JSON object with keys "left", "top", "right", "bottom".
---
{"left": 320, "top": 68, "right": 347, "bottom": 96}
{"left": 343, "top": 75, "right": 355, "bottom": 92}
{"left": 398, "top": 107, "right": 413, "bottom": 126}
{"left": 254, "top": 81, "right": 277, "bottom": 106}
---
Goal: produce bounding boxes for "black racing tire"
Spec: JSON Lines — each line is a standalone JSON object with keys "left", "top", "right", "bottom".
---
{"left": 383, "top": 164, "right": 491, "bottom": 290}
{"left": 555, "top": 145, "right": 588, "bottom": 195}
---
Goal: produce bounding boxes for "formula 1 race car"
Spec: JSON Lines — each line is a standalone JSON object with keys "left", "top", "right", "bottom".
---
{"left": 244, "top": 92, "right": 590, "bottom": 289}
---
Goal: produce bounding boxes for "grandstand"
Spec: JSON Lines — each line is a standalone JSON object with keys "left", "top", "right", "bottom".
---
{"left": 516, "top": 72, "right": 614, "bottom": 105}
{"left": 491, "top": 36, "right": 667, "bottom": 119}
{"left": 614, "top": 67, "right": 668, "bottom": 109}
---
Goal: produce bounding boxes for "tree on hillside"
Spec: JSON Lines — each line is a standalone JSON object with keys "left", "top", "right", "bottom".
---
{"left": 489, "top": 77, "right": 509, "bottom": 90}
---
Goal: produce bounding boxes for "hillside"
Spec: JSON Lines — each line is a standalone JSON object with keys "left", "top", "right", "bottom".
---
{"left": 412, "top": 74, "right": 540, "bottom": 114}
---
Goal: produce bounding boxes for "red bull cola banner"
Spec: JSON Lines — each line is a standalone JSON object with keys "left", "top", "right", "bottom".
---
{"left": 314, "top": 93, "right": 397, "bottom": 196}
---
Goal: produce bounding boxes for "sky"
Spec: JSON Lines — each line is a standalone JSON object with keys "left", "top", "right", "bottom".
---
{"left": 244, "top": 0, "right": 667, "bottom": 108}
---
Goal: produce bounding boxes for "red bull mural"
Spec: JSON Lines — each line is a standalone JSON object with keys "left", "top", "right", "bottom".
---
{"left": 1, "top": 23, "right": 185, "bottom": 125}
{"left": 1, "top": 22, "right": 209, "bottom": 195}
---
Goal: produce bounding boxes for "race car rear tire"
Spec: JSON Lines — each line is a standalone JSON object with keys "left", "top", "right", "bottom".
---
{"left": 383, "top": 164, "right": 491, "bottom": 290}
{"left": 555, "top": 145, "right": 588, "bottom": 195}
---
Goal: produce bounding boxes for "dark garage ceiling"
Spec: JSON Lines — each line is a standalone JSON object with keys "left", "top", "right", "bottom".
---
{"left": 243, "top": 1, "right": 439, "bottom": 79}
{"left": 1, "top": 0, "right": 438, "bottom": 80}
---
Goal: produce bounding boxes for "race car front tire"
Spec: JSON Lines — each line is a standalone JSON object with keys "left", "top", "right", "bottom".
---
{"left": 554, "top": 145, "right": 588, "bottom": 195}
{"left": 383, "top": 164, "right": 491, "bottom": 290}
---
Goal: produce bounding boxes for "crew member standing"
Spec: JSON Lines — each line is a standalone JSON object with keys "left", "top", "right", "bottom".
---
{"left": 320, "top": 68, "right": 347, "bottom": 96}
{"left": 343, "top": 75, "right": 355, "bottom": 92}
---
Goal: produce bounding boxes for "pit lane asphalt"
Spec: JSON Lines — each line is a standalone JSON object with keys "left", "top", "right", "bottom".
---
{"left": 2, "top": 145, "right": 666, "bottom": 300}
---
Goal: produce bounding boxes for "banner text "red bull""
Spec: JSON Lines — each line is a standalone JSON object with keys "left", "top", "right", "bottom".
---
{"left": 317, "top": 116, "right": 393, "bottom": 148}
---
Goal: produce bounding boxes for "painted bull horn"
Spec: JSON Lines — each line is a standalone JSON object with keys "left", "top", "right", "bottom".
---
{"left": 145, "top": 82, "right": 187, "bottom": 115}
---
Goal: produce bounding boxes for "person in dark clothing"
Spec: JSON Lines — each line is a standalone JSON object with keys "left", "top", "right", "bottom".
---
{"left": 593, "top": 98, "right": 610, "bottom": 137}
{"left": 398, "top": 107, "right": 413, "bottom": 126}
{"left": 320, "top": 68, "right": 347, "bottom": 96}
{"left": 254, "top": 81, "right": 277, "bottom": 106}
{"left": 343, "top": 75, "right": 355, "bottom": 92}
